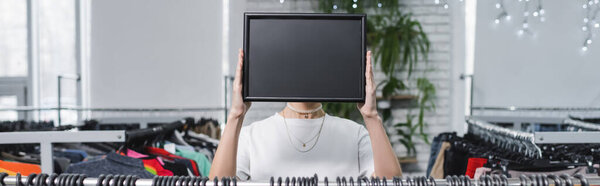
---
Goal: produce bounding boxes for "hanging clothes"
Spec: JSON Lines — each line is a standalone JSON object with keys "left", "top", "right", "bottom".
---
{"left": 465, "top": 158, "right": 488, "bottom": 178}
{"left": 430, "top": 142, "right": 450, "bottom": 179}
{"left": 65, "top": 152, "right": 154, "bottom": 178}
{"left": 0, "top": 160, "right": 40, "bottom": 175}
{"left": 145, "top": 147, "right": 200, "bottom": 176}
{"left": 125, "top": 149, "right": 173, "bottom": 176}
{"left": 175, "top": 148, "right": 211, "bottom": 176}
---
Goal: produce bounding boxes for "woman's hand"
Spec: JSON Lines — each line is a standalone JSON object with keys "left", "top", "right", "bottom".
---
{"left": 357, "top": 51, "right": 379, "bottom": 119}
{"left": 358, "top": 52, "right": 402, "bottom": 177}
{"left": 209, "top": 49, "right": 250, "bottom": 179}
{"left": 229, "top": 49, "right": 252, "bottom": 119}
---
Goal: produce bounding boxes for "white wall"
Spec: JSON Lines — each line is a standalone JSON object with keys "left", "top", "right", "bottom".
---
{"left": 89, "top": 0, "right": 223, "bottom": 109}
{"left": 473, "top": 1, "right": 600, "bottom": 108}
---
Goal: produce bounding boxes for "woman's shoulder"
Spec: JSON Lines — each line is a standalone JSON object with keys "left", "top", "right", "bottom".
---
{"left": 240, "top": 113, "right": 281, "bottom": 131}
{"left": 325, "top": 114, "right": 366, "bottom": 131}
{"left": 326, "top": 114, "right": 362, "bottom": 126}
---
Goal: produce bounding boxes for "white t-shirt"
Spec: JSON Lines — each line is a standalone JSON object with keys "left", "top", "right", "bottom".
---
{"left": 236, "top": 113, "right": 375, "bottom": 181}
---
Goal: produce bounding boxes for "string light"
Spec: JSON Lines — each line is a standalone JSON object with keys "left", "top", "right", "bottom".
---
{"left": 495, "top": 0, "right": 509, "bottom": 24}
{"left": 517, "top": 0, "right": 533, "bottom": 36}
{"left": 320, "top": 0, "right": 384, "bottom": 10}
{"left": 581, "top": 0, "right": 600, "bottom": 52}
{"left": 434, "top": 0, "right": 460, "bottom": 9}
{"left": 494, "top": 0, "right": 544, "bottom": 36}
{"left": 534, "top": 0, "right": 546, "bottom": 22}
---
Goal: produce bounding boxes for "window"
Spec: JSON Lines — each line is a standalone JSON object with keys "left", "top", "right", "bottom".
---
{"left": 38, "top": 0, "right": 78, "bottom": 124}
{"left": 0, "top": 0, "right": 28, "bottom": 77}
{"left": 0, "top": 0, "right": 80, "bottom": 124}
{"left": 0, "top": 96, "right": 18, "bottom": 121}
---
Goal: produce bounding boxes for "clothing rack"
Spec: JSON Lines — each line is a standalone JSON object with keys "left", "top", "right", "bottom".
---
{"left": 0, "top": 107, "right": 226, "bottom": 112}
{"left": 0, "top": 130, "right": 125, "bottom": 174}
{"left": 0, "top": 106, "right": 225, "bottom": 126}
{"left": 0, "top": 117, "right": 209, "bottom": 174}
{"left": 95, "top": 116, "right": 192, "bottom": 129}
{"left": 466, "top": 118, "right": 543, "bottom": 158}
{"left": 563, "top": 119, "right": 600, "bottom": 131}
{"left": 471, "top": 106, "right": 600, "bottom": 111}
{"left": 125, "top": 120, "right": 187, "bottom": 142}
{"left": 468, "top": 116, "right": 600, "bottom": 144}
{"left": 0, "top": 173, "right": 599, "bottom": 186}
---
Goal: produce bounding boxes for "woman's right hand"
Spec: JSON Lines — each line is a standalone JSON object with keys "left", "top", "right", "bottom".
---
{"left": 229, "top": 49, "right": 251, "bottom": 119}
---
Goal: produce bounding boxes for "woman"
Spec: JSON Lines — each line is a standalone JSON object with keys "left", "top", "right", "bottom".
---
{"left": 209, "top": 49, "right": 402, "bottom": 180}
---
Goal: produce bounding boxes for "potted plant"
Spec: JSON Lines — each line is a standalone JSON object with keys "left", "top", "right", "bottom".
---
{"left": 318, "top": 0, "right": 436, "bottom": 158}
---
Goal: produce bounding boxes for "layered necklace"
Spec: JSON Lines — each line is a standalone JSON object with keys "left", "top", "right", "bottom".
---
{"left": 287, "top": 103, "right": 323, "bottom": 118}
{"left": 282, "top": 104, "right": 325, "bottom": 152}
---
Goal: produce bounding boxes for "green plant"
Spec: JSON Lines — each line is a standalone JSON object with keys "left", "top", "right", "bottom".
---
{"left": 318, "top": 0, "right": 436, "bottom": 157}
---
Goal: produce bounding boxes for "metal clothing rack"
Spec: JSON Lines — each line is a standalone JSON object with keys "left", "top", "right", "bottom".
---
{"left": 0, "top": 130, "right": 125, "bottom": 174}
{"left": 472, "top": 106, "right": 600, "bottom": 111}
{"left": 0, "top": 173, "right": 599, "bottom": 186}
{"left": 466, "top": 118, "right": 542, "bottom": 158}
{"left": 563, "top": 118, "right": 600, "bottom": 131}
{"left": 468, "top": 116, "right": 600, "bottom": 144}
{"left": 52, "top": 73, "right": 232, "bottom": 126}
{"left": 0, "top": 106, "right": 226, "bottom": 126}
{"left": 96, "top": 116, "right": 193, "bottom": 129}
{"left": 0, "top": 107, "right": 227, "bottom": 112}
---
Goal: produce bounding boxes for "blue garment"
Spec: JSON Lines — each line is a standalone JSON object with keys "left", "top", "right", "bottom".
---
{"left": 54, "top": 151, "right": 85, "bottom": 163}
{"left": 426, "top": 135, "right": 443, "bottom": 177}
{"left": 65, "top": 152, "right": 154, "bottom": 178}
{"left": 64, "top": 149, "right": 88, "bottom": 159}
{"left": 426, "top": 132, "right": 456, "bottom": 177}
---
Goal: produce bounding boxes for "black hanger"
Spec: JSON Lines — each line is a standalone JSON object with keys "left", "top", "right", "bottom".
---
{"left": 123, "top": 176, "right": 132, "bottom": 186}
{"left": 559, "top": 174, "right": 573, "bottom": 186}
{"left": 162, "top": 176, "right": 171, "bottom": 186}
{"left": 151, "top": 176, "right": 159, "bottom": 186}
{"left": 47, "top": 174, "right": 58, "bottom": 186}
{"left": 26, "top": 174, "right": 36, "bottom": 186}
{"left": 0, "top": 172, "right": 8, "bottom": 186}
{"left": 16, "top": 173, "right": 22, "bottom": 186}
{"left": 202, "top": 177, "right": 209, "bottom": 186}
{"left": 34, "top": 174, "right": 44, "bottom": 186}
{"left": 573, "top": 174, "right": 588, "bottom": 186}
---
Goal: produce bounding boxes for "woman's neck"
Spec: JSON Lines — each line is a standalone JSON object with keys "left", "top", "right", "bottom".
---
{"left": 280, "top": 102, "right": 325, "bottom": 119}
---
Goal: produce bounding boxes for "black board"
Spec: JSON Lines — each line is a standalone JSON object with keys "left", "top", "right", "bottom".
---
{"left": 243, "top": 13, "right": 366, "bottom": 102}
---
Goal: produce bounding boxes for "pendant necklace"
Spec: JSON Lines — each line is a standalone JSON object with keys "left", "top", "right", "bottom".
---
{"left": 282, "top": 109, "right": 325, "bottom": 152}
{"left": 287, "top": 103, "right": 323, "bottom": 118}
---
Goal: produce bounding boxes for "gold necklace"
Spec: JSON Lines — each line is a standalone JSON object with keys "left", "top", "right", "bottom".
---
{"left": 282, "top": 110, "right": 325, "bottom": 152}
{"left": 287, "top": 103, "right": 323, "bottom": 118}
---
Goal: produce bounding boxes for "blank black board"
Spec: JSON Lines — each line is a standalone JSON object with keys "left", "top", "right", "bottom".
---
{"left": 243, "top": 13, "right": 366, "bottom": 102}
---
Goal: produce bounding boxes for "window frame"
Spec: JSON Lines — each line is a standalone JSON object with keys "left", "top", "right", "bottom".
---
{"left": 0, "top": 0, "right": 86, "bottom": 123}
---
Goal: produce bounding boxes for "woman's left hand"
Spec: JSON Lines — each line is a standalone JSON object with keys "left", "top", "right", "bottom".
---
{"left": 357, "top": 51, "right": 379, "bottom": 119}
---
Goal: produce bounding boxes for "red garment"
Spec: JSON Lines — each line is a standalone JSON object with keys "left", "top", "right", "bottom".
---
{"left": 142, "top": 158, "right": 174, "bottom": 176}
{"left": 145, "top": 147, "right": 200, "bottom": 176}
{"left": 0, "top": 160, "right": 40, "bottom": 175}
{"left": 465, "top": 158, "right": 488, "bottom": 178}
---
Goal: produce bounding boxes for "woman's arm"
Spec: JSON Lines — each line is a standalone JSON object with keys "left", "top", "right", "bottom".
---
{"left": 358, "top": 51, "right": 403, "bottom": 177}
{"left": 208, "top": 49, "right": 251, "bottom": 179}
